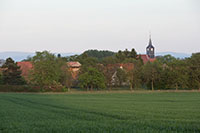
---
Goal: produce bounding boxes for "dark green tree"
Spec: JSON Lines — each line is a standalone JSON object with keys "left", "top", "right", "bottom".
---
{"left": 2, "top": 58, "right": 25, "bottom": 85}
{"left": 115, "top": 48, "right": 138, "bottom": 62}
{"left": 82, "top": 49, "right": 115, "bottom": 60}
{"left": 142, "top": 61, "right": 162, "bottom": 90}
{"left": 157, "top": 55, "right": 176, "bottom": 65}
{"left": 102, "top": 56, "right": 118, "bottom": 65}
{"left": 59, "top": 61, "right": 73, "bottom": 91}
{"left": 128, "top": 60, "right": 142, "bottom": 90}
{"left": 30, "top": 51, "right": 63, "bottom": 89}
{"left": 116, "top": 68, "right": 128, "bottom": 86}
{"left": 130, "top": 48, "right": 137, "bottom": 58}
{"left": 78, "top": 67, "right": 106, "bottom": 90}
{"left": 0, "top": 72, "right": 3, "bottom": 85}
{"left": 168, "top": 59, "right": 188, "bottom": 90}
{"left": 115, "top": 50, "right": 126, "bottom": 62}
{"left": 157, "top": 56, "right": 188, "bottom": 90}
{"left": 187, "top": 53, "right": 200, "bottom": 90}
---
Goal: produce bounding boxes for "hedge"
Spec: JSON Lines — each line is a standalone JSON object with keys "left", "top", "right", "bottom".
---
{"left": 0, "top": 85, "right": 41, "bottom": 92}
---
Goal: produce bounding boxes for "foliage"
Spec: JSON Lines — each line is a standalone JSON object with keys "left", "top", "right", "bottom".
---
{"left": 29, "top": 51, "right": 63, "bottom": 88}
{"left": 127, "top": 60, "right": 143, "bottom": 90}
{"left": 1, "top": 58, "right": 26, "bottom": 85}
{"left": 116, "top": 68, "right": 128, "bottom": 86}
{"left": 156, "top": 56, "right": 189, "bottom": 90}
{"left": 167, "top": 59, "right": 189, "bottom": 90}
{"left": 0, "top": 73, "right": 3, "bottom": 85}
{"left": 59, "top": 63, "right": 73, "bottom": 91}
{"left": 78, "top": 67, "right": 106, "bottom": 90}
{"left": 82, "top": 49, "right": 115, "bottom": 60}
{"left": 101, "top": 65, "right": 118, "bottom": 89}
{"left": 0, "top": 85, "right": 41, "bottom": 92}
{"left": 102, "top": 56, "right": 118, "bottom": 65}
{"left": 141, "top": 61, "right": 162, "bottom": 90}
{"left": 115, "top": 48, "right": 137, "bottom": 62}
{"left": 156, "top": 54, "right": 176, "bottom": 65}
{"left": 187, "top": 53, "right": 200, "bottom": 90}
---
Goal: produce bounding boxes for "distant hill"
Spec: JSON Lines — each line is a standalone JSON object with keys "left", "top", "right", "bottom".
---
{"left": 156, "top": 52, "right": 191, "bottom": 59}
{"left": 0, "top": 52, "right": 77, "bottom": 61}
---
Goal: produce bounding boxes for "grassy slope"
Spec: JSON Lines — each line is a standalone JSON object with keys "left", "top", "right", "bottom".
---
{"left": 0, "top": 92, "right": 200, "bottom": 133}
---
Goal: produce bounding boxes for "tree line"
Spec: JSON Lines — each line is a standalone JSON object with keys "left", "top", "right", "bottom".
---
{"left": 0, "top": 49, "right": 200, "bottom": 92}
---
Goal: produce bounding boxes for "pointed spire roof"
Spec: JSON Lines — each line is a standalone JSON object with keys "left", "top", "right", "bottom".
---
{"left": 147, "top": 33, "right": 154, "bottom": 48}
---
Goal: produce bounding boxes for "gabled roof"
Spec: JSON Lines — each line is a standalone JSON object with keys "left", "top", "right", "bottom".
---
{"left": 67, "top": 62, "right": 81, "bottom": 68}
{"left": 17, "top": 61, "right": 33, "bottom": 78}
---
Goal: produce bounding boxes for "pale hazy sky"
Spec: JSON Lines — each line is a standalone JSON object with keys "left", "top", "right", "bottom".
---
{"left": 0, "top": 0, "right": 199, "bottom": 54}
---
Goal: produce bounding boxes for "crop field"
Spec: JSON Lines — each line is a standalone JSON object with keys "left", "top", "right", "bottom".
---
{"left": 0, "top": 92, "right": 200, "bottom": 133}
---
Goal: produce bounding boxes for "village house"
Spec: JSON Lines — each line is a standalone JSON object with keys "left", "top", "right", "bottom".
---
{"left": 108, "top": 63, "right": 134, "bottom": 86}
{"left": 67, "top": 61, "right": 81, "bottom": 73}
{"left": 109, "top": 35, "right": 156, "bottom": 85}
{"left": 1, "top": 35, "right": 156, "bottom": 86}
{"left": 17, "top": 61, "right": 33, "bottom": 80}
{"left": 15, "top": 61, "right": 82, "bottom": 80}
{"left": 67, "top": 61, "right": 82, "bottom": 79}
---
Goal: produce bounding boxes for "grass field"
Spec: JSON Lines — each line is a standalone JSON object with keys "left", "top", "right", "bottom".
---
{"left": 0, "top": 92, "right": 200, "bottom": 133}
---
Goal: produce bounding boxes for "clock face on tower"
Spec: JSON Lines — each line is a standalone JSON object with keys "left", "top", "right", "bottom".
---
{"left": 151, "top": 48, "right": 153, "bottom": 51}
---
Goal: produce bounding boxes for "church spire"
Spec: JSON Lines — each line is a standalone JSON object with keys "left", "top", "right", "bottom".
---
{"left": 146, "top": 32, "right": 155, "bottom": 58}
{"left": 149, "top": 32, "right": 152, "bottom": 46}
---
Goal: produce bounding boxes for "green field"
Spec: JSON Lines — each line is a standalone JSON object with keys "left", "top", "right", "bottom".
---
{"left": 0, "top": 92, "right": 200, "bottom": 133}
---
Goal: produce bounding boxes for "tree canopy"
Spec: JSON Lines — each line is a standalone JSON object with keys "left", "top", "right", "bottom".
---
{"left": 1, "top": 58, "right": 25, "bottom": 85}
{"left": 78, "top": 67, "right": 106, "bottom": 90}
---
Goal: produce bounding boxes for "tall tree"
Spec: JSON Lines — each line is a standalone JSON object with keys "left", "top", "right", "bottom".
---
{"left": 142, "top": 61, "right": 162, "bottom": 90}
{"left": 2, "top": 58, "right": 25, "bottom": 85}
{"left": 82, "top": 49, "right": 115, "bottom": 60}
{"left": 116, "top": 68, "right": 128, "bottom": 86}
{"left": 188, "top": 53, "right": 200, "bottom": 90}
{"left": 0, "top": 72, "right": 3, "bottom": 85}
{"left": 59, "top": 61, "right": 73, "bottom": 91}
{"left": 168, "top": 59, "right": 188, "bottom": 90}
{"left": 128, "top": 60, "right": 142, "bottom": 90}
{"left": 130, "top": 48, "right": 137, "bottom": 58}
{"left": 30, "top": 51, "right": 62, "bottom": 88}
{"left": 78, "top": 67, "right": 106, "bottom": 90}
{"left": 157, "top": 57, "right": 189, "bottom": 90}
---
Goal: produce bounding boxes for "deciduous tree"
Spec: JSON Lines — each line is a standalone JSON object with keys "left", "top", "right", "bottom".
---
{"left": 30, "top": 51, "right": 62, "bottom": 89}
{"left": 78, "top": 67, "right": 106, "bottom": 90}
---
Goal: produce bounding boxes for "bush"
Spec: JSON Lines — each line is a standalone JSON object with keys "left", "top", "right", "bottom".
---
{"left": 0, "top": 83, "right": 65, "bottom": 92}
{"left": 41, "top": 82, "right": 64, "bottom": 92}
{"left": 0, "top": 85, "right": 40, "bottom": 92}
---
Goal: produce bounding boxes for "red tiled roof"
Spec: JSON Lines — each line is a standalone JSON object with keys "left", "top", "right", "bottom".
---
{"left": 138, "top": 54, "right": 156, "bottom": 64}
{"left": 17, "top": 61, "right": 33, "bottom": 79}
{"left": 67, "top": 62, "right": 81, "bottom": 68}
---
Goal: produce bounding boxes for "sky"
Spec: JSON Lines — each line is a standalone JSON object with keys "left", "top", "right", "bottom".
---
{"left": 0, "top": 0, "right": 199, "bottom": 54}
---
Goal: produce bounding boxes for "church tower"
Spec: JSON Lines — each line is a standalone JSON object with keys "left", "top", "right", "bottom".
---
{"left": 146, "top": 34, "right": 155, "bottom": 58}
